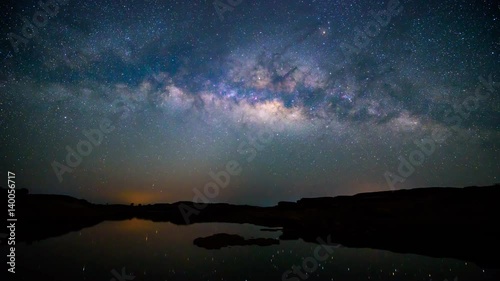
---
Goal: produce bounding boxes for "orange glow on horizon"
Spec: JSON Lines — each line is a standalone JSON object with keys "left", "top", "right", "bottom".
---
{"left": 117, "top": 190, "right": 168, "bottom": 205}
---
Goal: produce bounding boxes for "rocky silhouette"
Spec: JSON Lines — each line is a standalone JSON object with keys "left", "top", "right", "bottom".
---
{"left": 193, "top": 233, "right": 280, "bottom": 249}
{"left": 1, "top": 184, "right": 499, "bottom": 268}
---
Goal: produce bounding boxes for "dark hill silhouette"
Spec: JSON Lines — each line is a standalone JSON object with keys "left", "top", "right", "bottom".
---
{"left": 1, "top": 184, "right": 499, "bottom": 268}
{"left": 193, "top": 233, "right": 280, "bottom": 249}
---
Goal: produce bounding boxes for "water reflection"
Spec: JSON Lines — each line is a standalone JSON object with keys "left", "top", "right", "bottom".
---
{"left": 15, "top": 219, "right": 496, "bottom": 281}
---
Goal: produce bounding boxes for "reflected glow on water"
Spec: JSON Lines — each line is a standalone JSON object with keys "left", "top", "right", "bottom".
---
{"left": 16, "top": 219, "right": 493, "bottom": 281}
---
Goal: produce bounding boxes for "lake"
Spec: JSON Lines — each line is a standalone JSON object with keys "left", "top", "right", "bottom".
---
{"left": 14, "top": 219, "right": 496, "bottom": 280}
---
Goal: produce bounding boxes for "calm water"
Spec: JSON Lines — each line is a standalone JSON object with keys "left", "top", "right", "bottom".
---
{"left": 15, "top": 219, "right": 497, "bottom": 281}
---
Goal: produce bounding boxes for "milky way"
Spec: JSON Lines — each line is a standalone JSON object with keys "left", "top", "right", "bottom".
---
{"left": 1, "top": 0, "right": 499, "bottom": 205}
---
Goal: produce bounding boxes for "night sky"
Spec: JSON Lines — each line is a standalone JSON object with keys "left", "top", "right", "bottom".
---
{"left": 1, "top": 0, "right": 499, "bottom": 205}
